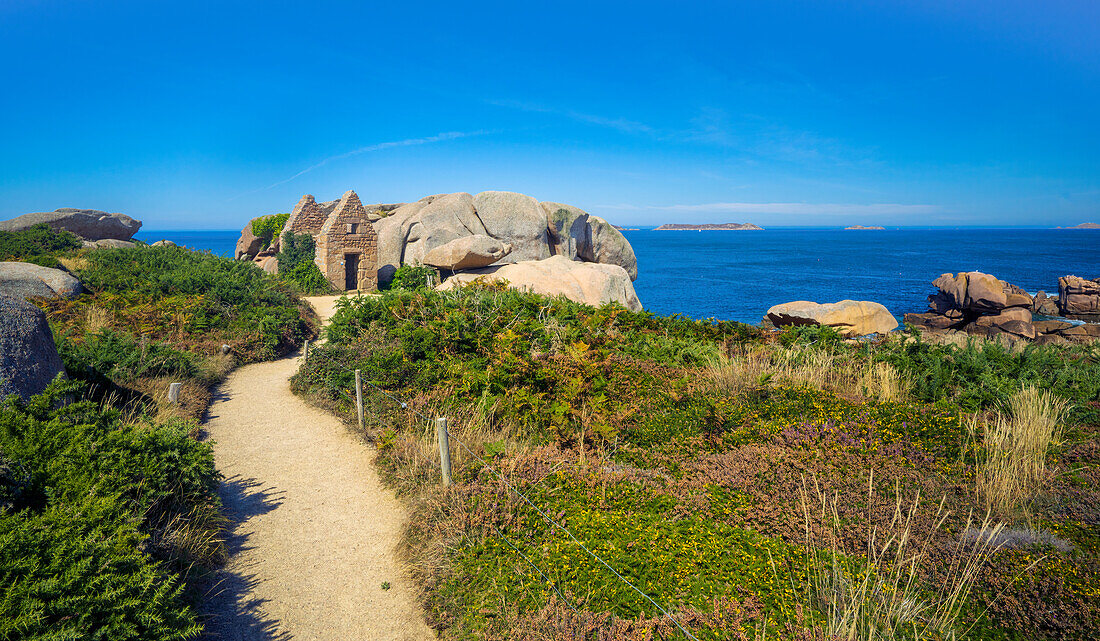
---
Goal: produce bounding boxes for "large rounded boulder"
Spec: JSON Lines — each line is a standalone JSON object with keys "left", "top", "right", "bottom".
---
{"left": 0, "top": 208, "right": 141, "bottom": 241}
{"left": 541, "top": 202, "right": 637, "bottom": 280}
{"left": 437, "top": 255, "right": 642, "bottom": 311}
{"left": 471, "top": 191, "right": 552, "bottom": 264}
{"left": 422, "top": 235, "right": 512, "bottom": 270}
{"left": 0, "top": 262, "right": 83, "bottom": 299}
{"left": 0, "top": 294, "right": 66, "bottom": 401}
{"left": 766, "top": 300, "right": 898, "bottom": 337}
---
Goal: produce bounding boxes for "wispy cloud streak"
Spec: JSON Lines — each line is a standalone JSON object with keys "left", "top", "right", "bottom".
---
{"left": 230, "top": 130, "right": 488, "bottom": 200}
{"left": 599, "top": 202, "right": 941, "bottom": 215}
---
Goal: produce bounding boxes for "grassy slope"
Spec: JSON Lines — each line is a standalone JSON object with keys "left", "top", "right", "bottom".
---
{"left": 292, "top": 286, "right": 1100, "bottom": 640}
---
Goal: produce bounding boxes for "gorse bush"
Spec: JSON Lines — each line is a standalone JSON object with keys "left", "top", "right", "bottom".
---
{"left": 0, "top": 380, "right": 219, "bottom": 640}
{"left": 250, "top": 213, "right": 290, "bottom": 250}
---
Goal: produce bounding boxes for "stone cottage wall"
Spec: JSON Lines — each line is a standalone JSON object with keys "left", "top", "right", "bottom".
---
{"left": 283, "top": 194, "right": 330, "bottom": 237}
{"left": 315, "top": 190, "right": 378, "bottom": 291}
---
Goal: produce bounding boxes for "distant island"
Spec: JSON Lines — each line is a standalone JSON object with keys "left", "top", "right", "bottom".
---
{"left": 654, "top": 222, "right": 764, "bottom": 231}
{"left": 612, "top": 224, "right": 640, "bottom": 231}
{"left": 1058, "top": 222, "right": 1100, "bottom": 229}
{"left": 844, "top": 225, "right": 885, "bottom": 230}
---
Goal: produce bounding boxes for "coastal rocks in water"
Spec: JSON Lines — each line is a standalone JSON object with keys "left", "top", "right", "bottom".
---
{"left": 0, "top": 208, "right": 141, "bottom": 241}
{"left": 0, "top": 262, "right": 83, "bottom": 299}
{"left": 0, "top": 294, "right": 65, "bottom": 401}
{"left": 1032, "top": 291, "right": 1059, "bottom": 316}
{"left": 909, "top": 272, "right": 1100, "bottom": 343}
{"left": 765, "top": 300, "right": 898, "bottom": 337}
{"left": 1058, "top": 275, "right": 1100, "bottom": 320}
{"left": 436, "top": 255, "right": 642, "bottom": 311}
{"left": 926, "top": 272, "right": 1033, "bottom": 318}
{"left": 422, "top": 235, "right": 512, "bottom": 270}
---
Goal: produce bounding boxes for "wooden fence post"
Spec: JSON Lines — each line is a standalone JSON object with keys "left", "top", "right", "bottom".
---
{"left": 303, "top": 340, "right": 310, "bottom": 359}
{"left": 436, "top": 417, "right": 452, "bottom": 487}
{"left": 167, "top": 382, "right": 182, "bottom": 405}
{"left": 355, "top": 369, "right": 364, "bottom": 432}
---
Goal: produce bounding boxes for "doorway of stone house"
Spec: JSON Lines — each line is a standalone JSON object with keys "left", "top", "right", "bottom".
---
{"left": 344, "top": 253, "right": 360, "bottom": 290}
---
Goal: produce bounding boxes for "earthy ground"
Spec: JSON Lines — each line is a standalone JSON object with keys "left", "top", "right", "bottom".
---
{"left": 199, "top": 294, "right": 432, "bottom": 640}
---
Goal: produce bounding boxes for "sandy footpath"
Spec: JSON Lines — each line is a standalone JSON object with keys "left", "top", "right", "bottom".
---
{"left": 199, "top": 295, "right": 433, "bottom": 640}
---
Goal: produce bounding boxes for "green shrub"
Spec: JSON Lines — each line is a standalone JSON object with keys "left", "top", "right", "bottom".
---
{"left": 71, "top": 245, "right": 311, "bottom": 360}
{"left": 276, "top": 232, "right": 335, "bottom": 294}
{"left": 250, "top": 213, "right": 289, "bottom": 250}
{"left": 386, "top": 264, "right": 437, "bottom": 291}
{"left": 0, "top": 380, "right": 217, "bottom": 640}
{"left": 0, "top": 223, "right": 83, "bottom": 262}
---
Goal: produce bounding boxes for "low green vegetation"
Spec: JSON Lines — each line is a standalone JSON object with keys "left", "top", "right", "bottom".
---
{"left": 0, "top": 223, "right": 83, "bottom": 268}
{"left": 250, "top": 212, "right": 290, "bottom": 250}
{"left": 3, "top": 234, "right": 312, "bottom": 640}
{"left": 0, "top": 380, "right": 220, "bottom": 640}
{"left": 277, "top": 232, "right": 335, "bottom": 294}
{"left": 293, "top": 286, "right": 1100, "bottom": 640}
{"left": 385, "top": 263, "right": 438, "bottom": 291}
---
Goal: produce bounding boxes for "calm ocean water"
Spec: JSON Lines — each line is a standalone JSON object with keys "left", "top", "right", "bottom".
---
{"left": 135, "top": 228, "right": 1100, "bottom": 324}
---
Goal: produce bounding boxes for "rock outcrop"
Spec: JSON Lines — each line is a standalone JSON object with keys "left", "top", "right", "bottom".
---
{"left": 1058, "top": 276, "right": 1100, "bottom": 320}
{"left": 437, "top": 255, "right": 642, "bottom": 311}
{"left": 372, "top": 191, "right": 637, "bottom": 286}
{"left": 766, "top": 300, "right": 898, "bottom": 337}
{"left": 423, "top": 235, "right": 512, "bottom": 270}
{"left": 0, "top": 208, "right": 141, "bottom": 241}
{"left": 235, "top": 222, "right": 264, "bottom": 260}
{"left": 0, "top": 294, "right": 65, "bottom": 401}
{"left": 0, "top": 262, "right": 83, "bottom": 299}
{"left": 905, "top": 271, "right": 1100, "bottom": 343}
{"left": 84, "top": 239, "right": 136, "bottom": 249}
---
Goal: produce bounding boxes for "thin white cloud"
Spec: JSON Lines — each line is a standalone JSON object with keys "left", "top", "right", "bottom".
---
{"left": 229, "top": 130, "right": 489, "bottom": 201}
{"left": 654, "top": 202, "right": 942, "bottom": 215}
{"left": 487, "top": 99, "right": 654, "bottom": 135}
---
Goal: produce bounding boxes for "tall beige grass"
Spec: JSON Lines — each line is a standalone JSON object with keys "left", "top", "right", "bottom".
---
{"left": 795, "top": 475, "right": 1005, "bottom": 641}
{"left": 84, "top": 304, "right": 113, "bottom": 334}
{"left": 979, "top": 386, "right": 1070, "bottom": 515}
{"left": 706, "top": 345, "right": 908, "bottom": 402}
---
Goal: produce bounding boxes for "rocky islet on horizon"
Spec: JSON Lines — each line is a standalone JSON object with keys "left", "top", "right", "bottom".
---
{"left": 653, "top": 222, "right": 764, "bottom": 230}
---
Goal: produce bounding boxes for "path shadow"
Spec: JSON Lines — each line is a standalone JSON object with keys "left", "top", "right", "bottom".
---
{"left": 198, "top": 475, "right": 289, "bottom": 640}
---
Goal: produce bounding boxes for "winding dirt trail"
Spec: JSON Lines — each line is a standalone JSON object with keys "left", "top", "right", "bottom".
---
{"left": 199, "top": 295, "right": 433, "bottom": 640}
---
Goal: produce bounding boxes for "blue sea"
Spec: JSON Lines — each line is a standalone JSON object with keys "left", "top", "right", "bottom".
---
{"left": 135, "top": 228, "right": 1100, "bottom": 324}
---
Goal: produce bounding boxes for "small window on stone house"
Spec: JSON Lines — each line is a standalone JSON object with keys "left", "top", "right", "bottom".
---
{"left": 345, "top": 222, "right": 359, "bottom": 234}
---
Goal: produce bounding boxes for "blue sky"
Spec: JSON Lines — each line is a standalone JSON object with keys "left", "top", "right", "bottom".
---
{"left": 1, "top": 0, "right": 1097, "bottom": 228}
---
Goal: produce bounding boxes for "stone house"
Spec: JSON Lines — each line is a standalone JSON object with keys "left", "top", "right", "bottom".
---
{"left": 281, "top": 190, "right": 383, "bottom": 291}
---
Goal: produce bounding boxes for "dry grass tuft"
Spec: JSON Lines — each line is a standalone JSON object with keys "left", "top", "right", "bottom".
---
{"left": 795, "top": 475, "right": 1006, "bottom": 641}
{"left": 83, "top": 304, "right": 113, "bottom": 334}
{"left": 979, "top": 386, "right": 1071, "bottom": 515}
{"left": 706, "top": 346, "right": 909, "bottom": 403}
{"left": 57, "top": 256, "right": 88, "bottom": 274}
